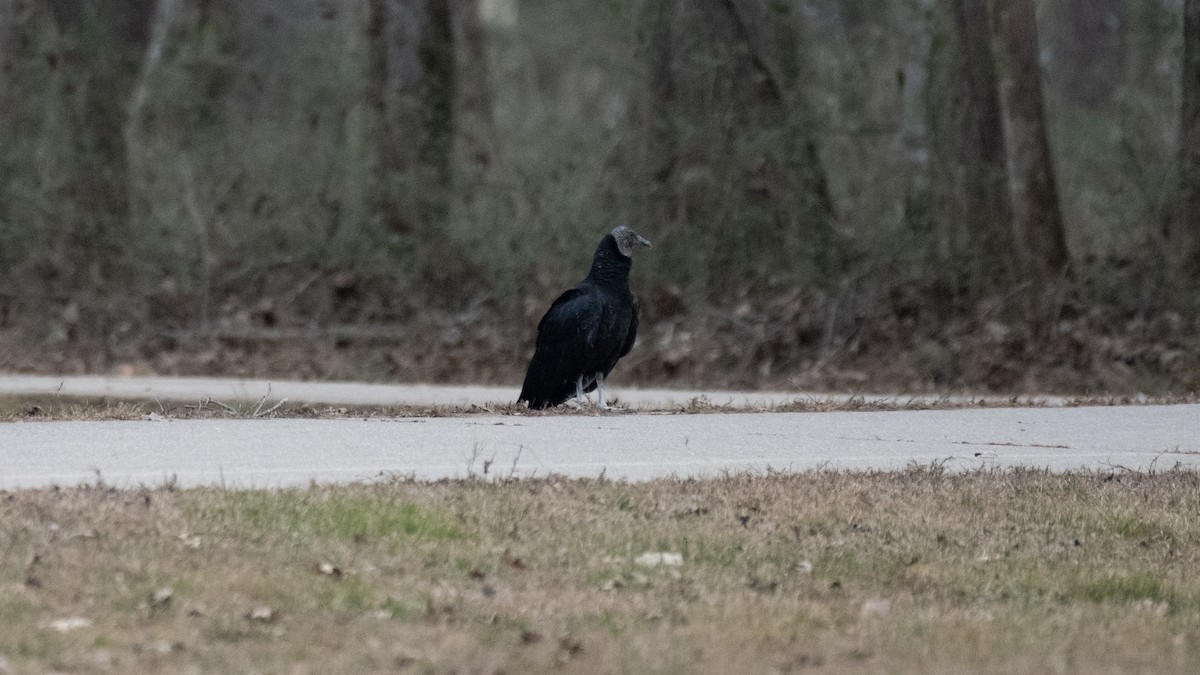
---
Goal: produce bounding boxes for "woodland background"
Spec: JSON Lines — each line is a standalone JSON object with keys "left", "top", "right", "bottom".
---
{"left": 0, "top": 0, "right": 1198, "bottom": 394}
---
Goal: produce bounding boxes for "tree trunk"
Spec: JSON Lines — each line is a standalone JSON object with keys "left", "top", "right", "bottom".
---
{"left": 1047, "top": 0, "right": 1123, "bottom": 110}
{"left": 898, "top": 0, "right": 934, "bottom": 236}
{"left": 44, "top": 0, "right": 155, "bottom": 284}
{"left": 989, "top": 0, "right": 1070, "bottom": 288}
{"left": 418, "top": 0, "right": 456, "bottom": 206}
{"left": 365, "top": 0, "right": 459, "bottom": 236}
{"left": 1177, "top": 0, "right": 1200, "bottom": 276}
{"left": 366, "top": 0, "right": 397, "bottom": 233}
{"left": 0, "top": 1, "right": 42, "bottom": 140}
{"left": 0, "top": 0, "right": 34, "bottom": 235}
{"left": 450, "top": 0, "right": 492, "bottom": 183}
{"left": 0, "top": 1, "right": 14, "bottom": 78}
{"left": 639, "top": 0, "right": 837, "bottom": 294}
{"left": 126, "top": 0, "right": 184, "bottom": 216}
{"left": 951, "top": 0, "right": 1015, "bottom": 288}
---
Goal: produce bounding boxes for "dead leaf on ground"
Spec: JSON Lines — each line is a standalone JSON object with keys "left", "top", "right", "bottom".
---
{"left": 558, "top": 634, "right": 584, "bottom": 659}
{"left": 501, "top": 548, "right": 527, "bottom": 570}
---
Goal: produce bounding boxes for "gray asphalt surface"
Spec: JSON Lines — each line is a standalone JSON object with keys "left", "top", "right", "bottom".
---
{"left": 1, "top": 404, "right": 1196, "bottom": 488}
{"left": 0, "top": 374, "right": 1067, "bottom": 409}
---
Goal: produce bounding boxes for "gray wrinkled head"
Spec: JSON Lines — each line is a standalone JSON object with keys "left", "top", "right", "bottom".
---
{"left": 611, "top": 225, "right": 652, "bottom": 257}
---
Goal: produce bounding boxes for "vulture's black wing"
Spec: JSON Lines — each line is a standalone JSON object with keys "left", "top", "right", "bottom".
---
{"left": 580, "top": 293, "right": 638, "bottom": 396}
{"left": 618, "top": 295, "right": 639, "bottom": 359}
{"left": 518, "top": 287, "right": 603, "bottom": 409}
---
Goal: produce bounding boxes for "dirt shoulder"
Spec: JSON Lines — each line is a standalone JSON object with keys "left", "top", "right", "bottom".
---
{"left": 2, "top": 389, "right": 1195, "bottom": 423}
{"left": 2, "top": 287, "right": 1198, "bottom": 399}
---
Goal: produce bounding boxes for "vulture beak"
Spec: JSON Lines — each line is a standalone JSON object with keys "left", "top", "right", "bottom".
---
{"left": 635, "top": 233, "right": 652, "bottom": 248}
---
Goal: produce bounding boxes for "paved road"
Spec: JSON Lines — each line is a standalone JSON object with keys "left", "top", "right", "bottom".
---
{"left": 0, "top": 374, "right": 1067, "bottom": 409}
{"left": 1, "top": 405, "right": 1196, "bottom": 488}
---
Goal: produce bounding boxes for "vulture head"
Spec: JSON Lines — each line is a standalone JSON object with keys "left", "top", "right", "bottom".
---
{"left": 612, "top": 225, "right": 652, "bottom": 257}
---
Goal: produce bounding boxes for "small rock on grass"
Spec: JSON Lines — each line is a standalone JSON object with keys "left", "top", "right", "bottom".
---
{"left": 92, "top": 649, "right": 113, "bottom": 668}
{"left": 135, "top": 640, "right": 182, "bottom": 655}
{"left": 314, "top": 562, "right": 343, "bottom": 579}
{"left": 246, "top": 605, "right": 276, "bottom": 623}
{"left": 151, "top": 587, "right": 173, "bottom": 607}
{"left": 634, "top": 552, "right": 682, "bottom": 567}
{"left": 41, "top": 617, "right": 91, "bottom": 632}
{"left": 860, "top": 598, "right": 892, "bottom": 618}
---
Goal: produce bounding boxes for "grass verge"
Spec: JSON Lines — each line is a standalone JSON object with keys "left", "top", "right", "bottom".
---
{"left": 2, "top": 469, "right": 1199, "bottom": 673}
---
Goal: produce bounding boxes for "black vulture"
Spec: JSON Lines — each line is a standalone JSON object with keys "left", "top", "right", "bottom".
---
{"left": 518, "top": 225, "right": 652, "bottom": 410}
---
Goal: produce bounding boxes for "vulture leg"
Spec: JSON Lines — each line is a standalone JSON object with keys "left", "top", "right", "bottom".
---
{"left": 596, "top": 372, "right": 608, "bottom": 410}
{"left": 575, "top": 376, "right": 586, "bottom": 405}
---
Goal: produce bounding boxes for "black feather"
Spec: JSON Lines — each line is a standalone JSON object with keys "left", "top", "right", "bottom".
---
{"left": 519, "top": 232, "right": 643, "bottom": 409}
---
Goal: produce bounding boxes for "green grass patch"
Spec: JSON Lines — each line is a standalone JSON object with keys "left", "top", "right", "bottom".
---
{"left": 186, "top": 490, "right": 468, "bottom": 542}
{"left": 1073, "top": 569, "right": 1167, "bottom": 604}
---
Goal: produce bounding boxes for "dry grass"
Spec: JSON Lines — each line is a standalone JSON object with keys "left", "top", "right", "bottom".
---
{"left": 2, "top": 469, "right": 1199, "bottom": 673}
{"left": 2, "top": 393, "right": 1198, "bottom": 423}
